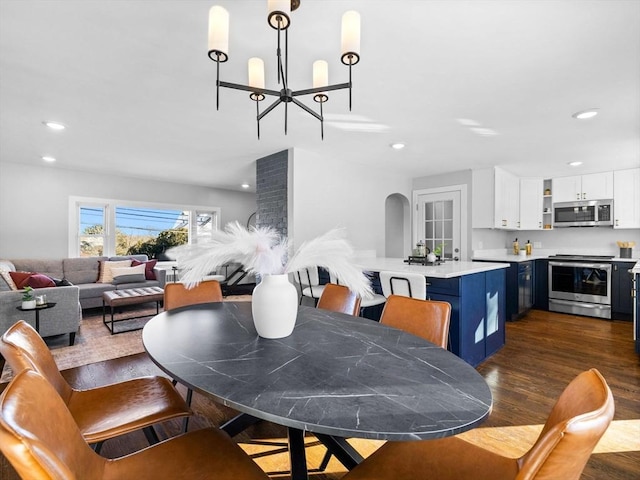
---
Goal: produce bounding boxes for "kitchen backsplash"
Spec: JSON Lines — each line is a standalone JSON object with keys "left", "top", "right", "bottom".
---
{"left": 473, "top": 227, "right": 640, "bottom": 258}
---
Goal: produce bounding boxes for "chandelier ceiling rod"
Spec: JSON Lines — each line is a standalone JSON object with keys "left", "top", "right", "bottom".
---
{"left": 207, "top": 1, "right": 361, "bottom": 139}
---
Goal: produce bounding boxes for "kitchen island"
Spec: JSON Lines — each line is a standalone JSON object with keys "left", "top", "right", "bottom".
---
{"left": 356, "top": 258, "right": 509, "bottom": 367}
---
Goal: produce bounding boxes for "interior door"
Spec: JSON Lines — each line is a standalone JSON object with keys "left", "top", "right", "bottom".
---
{"left": 416, "top": 190, "right": 461, "bottom": 260}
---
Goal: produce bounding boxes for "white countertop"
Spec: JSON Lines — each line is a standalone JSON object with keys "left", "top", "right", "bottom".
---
{"left": 356, "top": 258, "right": 509, "bottom": 279}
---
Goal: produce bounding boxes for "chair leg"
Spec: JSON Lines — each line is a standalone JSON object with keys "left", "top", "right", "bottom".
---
{"left": 318, "top": 450, "right": 332, "bottom": 471}
{"left": 143, "top": 426, "right": 160, "bottom": 445}
{"left": 182, "top": 388, "right": 193, "bottom": 432}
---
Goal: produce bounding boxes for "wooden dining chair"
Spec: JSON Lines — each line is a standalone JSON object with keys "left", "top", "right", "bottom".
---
{"left": 317, "top": 283, "right": 362, "bottom": 316}
{"left": 163, "top": 279, "right": 223, "bottom": 310}
{"left": 0, "top": 369, "right": 270, "bottom": 480}
{"left": 379, "top": 294, "right": 451, "bottom": 348}
{"left": 342, "top": 368, "right": 615, "bottom": 480}
{"left": 0, "top": 320, "right": 192, "bottom": 452}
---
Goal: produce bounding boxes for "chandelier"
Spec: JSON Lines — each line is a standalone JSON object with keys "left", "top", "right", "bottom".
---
{"left": 207, "top": 1, "right": 361, "bottom": 139}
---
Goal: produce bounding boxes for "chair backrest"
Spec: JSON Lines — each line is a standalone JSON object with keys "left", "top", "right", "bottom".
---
{"left": 0, "top": 320, "right": 73, "bottom": 402}
{"left": 517, "top": 368, "right": 614, "bottom": 480}
{"left": 164, "top": 280, "right": 223, "bottom": 311}
{"left": 293, "top": 266, "right": 321, "bottom": 287}
{"left": 0, "top": 369, "right": 105, "bottom": 479}
{"left": 379, "top": 271, "right": 427, "bottom": 300}
{"left": 317, "top": 283, "right": 362, "bottom": 316}
{"left": 380, "top": 295, "right": 451, "bottom": 348}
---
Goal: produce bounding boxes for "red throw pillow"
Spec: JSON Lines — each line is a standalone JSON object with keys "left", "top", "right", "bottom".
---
{"left": 26, "top": 274, "right": 56, "bottom": 288}
{"left": 8, "top": 271, "right": 56, "bottom": 289}
{"left": 8, "top": 271, "right": 33, "bottom": 289}
{"left": 131, "top": 259, "right": 157, "bottom": 280}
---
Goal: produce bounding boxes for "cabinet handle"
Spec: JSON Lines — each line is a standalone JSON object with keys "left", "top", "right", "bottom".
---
{"left": 582, "top": 192, "right": 586, "bottom": 199}
{"left": 577, "top": 193, "right": 580, "bottom": 200}
{"left": 538, "top": 221, "right": 542, "bottom": 228}
{"left": 615, "top": 219, "right": 619, "bottom": 226}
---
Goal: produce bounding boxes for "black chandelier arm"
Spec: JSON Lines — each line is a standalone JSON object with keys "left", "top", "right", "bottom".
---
{"left": 218, "top": 81, "right": 281, "bottom": 97}
{"left": 257, "top": 98, "right": 283, "bottom": 122}
{"left": 291, "top": 82, "right": 351, "bottom": 97}
{"left": 290, "top": 98, "right": 322, "bottom": 122}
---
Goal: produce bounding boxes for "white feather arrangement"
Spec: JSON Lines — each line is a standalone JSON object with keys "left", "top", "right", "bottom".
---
{"left": 168, "top": 221, "right": 373, "bottom": 298}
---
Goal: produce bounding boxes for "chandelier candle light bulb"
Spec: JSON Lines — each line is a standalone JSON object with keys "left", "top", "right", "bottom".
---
{"left": 208, "top": 6, "right": 229, "bottom": 61}
{"left": 267, "top": 0, "right": 291, "bottom": 29}
{"left": 341, "top": 11, "right": 361, "bottom": 64}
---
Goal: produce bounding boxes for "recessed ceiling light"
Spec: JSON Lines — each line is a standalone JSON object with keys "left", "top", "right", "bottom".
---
{"left": 567, "top": 161, "right": 583, "bottom": 167}
{"left": 390, "top": 143, "right": 405, "bottom": 150}
{"left": 42, "top": 156, "right": 56, "bottom": 162}
{"left": 572, "top": 109, "right": 598, "bottom": 120}
{"left": 241, "top": 183, "right": 250, "bottom": 189}
{"left": 43, "top": 121, "right": 66, "bottom": 130}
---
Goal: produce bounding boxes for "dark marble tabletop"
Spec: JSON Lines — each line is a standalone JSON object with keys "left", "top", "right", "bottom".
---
{"left": 142, "top": 302, "right": 492, "bottom": 440}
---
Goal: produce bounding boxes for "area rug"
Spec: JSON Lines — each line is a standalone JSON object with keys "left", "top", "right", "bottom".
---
{"left": 0, "top": 295, "right": 251, "bottom": 383}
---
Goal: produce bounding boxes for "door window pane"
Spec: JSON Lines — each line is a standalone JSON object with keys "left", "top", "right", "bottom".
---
{"left": 423, "top": 199, "right": 454, "bottom": 259}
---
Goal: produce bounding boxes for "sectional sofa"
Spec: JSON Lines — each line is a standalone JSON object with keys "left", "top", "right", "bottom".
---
{"left": 0, "top": 255, "right": 166, "bottom": 345}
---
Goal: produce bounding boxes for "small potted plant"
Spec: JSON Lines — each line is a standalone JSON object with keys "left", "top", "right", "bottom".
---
{"left": 433, "top": 242, "right": 446, "bottom": 260}
{"left": 21, "top": 286, "right": 36, "bottom": 309}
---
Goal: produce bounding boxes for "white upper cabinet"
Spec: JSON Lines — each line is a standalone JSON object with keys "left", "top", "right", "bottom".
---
{"left": 552, "top": 172, "right": 614, "bottom": 202}
{"left": 613, "top": 168, "right": 640, "bottom": 229}
{"left": 472, "top": 167, "right": 519, "bottom": 230}
{"left": 519, "top": 177, "right": 543, "bottom": 230}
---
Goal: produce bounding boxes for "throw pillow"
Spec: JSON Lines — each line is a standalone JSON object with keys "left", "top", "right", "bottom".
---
{"left": 8, "top": 271, "right": 33, "bottom": 289}
{"left": 0, "top": 269, "right": 18, "bottom": 291}
{"left": 26, "top": 273, "right": 56, "bottom": 288}
{"left": 131, "top": 259, "right": 157, "bottom": 280}
{"left": 110, "top": 264, "right": 146, "bottom": 284}
{"left": 97, "top": 260, "right": 132, "bottom": 283}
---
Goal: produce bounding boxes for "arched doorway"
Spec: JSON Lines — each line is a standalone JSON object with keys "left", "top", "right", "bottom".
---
{"left": 385, "top": 193, "right": 410, "bottom": 258}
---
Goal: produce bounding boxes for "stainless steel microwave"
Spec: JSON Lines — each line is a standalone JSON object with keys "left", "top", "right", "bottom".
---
{"left": 553, "top": 199, "right": 613, "bottom": 228}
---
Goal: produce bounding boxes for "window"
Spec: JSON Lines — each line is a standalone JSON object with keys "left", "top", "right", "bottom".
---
{"left": 79, "top": 205, "right": 107, "bottom": 257}
{"left": 71, "top": 197, "right": 220, "bottom": 258}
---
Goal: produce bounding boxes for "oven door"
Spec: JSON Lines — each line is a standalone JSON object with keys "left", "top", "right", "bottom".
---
{"left": 548, "top": 261, "right": 612, "bottom": 305}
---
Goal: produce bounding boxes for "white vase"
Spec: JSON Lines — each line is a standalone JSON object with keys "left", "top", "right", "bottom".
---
{"left": 251, "top": 274, "right": 299, "bottom": 339}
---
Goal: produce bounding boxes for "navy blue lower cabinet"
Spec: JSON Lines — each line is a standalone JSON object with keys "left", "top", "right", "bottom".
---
{"left": 428, "top": 269, "right": 506, "bottom": 367}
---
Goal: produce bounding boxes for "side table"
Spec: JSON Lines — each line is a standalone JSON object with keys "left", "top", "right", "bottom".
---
{"left": 16, "top": 302, "right": 57, "bottom": 333}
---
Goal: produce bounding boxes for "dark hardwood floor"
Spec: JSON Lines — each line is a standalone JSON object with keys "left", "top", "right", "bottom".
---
{"left": 1, "top": 309, "right": 639, "bottom": 479}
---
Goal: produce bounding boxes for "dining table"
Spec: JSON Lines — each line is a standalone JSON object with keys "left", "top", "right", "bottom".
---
{"left": 142, "top": 301, "right": 493, "bottom": 480}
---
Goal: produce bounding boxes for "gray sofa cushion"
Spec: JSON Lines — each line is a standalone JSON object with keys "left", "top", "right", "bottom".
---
{"left": 64, "top": 257, "right": 105, "bottom": 285}
{"left": 112, "top": 274, "right": 146, "bottom": 285}
{"left": 11, "top": 259, "right": 64, "bottom": 279}
{"left": 76, "top": 282, "right": 114, "bottom": 299}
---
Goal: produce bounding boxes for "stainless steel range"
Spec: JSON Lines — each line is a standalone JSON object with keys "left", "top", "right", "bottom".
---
{"left": 548, "top": 255, "right": 614, "bottom": 319}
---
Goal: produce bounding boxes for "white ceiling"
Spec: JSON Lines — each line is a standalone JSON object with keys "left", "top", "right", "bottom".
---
{"left": 1, "top": 0, "right": 638, "bottom": 192}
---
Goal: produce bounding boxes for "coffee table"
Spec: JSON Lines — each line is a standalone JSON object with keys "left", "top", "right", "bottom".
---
{"left": 143, "top": 302, "right": 492, "bottom": 480}
{"left": 102, "top": 287, "right": 164, "bottom": 334}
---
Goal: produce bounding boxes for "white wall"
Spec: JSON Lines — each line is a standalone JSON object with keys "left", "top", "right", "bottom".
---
{"left": 289, "top": 149, "right": 412, "bottom": 256}
{"left": 0, "top": 162, "right": 256, "bottom": 259}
